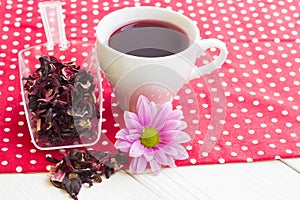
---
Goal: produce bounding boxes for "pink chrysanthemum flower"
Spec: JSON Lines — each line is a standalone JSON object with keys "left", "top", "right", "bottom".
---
{"left": 114, "top": 95, "right": 191, "bottom": 175}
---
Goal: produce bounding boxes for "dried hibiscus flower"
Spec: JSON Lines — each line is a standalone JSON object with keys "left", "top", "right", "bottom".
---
{"left": 47, "top": 149, "right": 128, "bottom": 200}
{"left": 23, "top": 56, "right": 100, "bottom": 147}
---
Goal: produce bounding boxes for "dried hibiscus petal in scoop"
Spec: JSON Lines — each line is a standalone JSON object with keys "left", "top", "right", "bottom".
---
{"left": 23, "top": 56, "right": 100, "bottom": 147}
{"left": 47, "top": 149, "right": 128, "bottom": 200}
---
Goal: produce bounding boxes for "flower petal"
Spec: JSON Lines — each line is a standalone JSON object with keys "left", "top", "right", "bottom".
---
{"left": 126, "top": 134, "right": 141, "bottom": 142}
{"left": 162, "top": 120, "right": 182, "bottom": 131}
{"left": 129, "top": 158, "right": 137, "bottom": 174}
{"left": 179, "top": 121, "right": 188, "bottom": 130}
{"left": 124, "top": 111, "right": 143, "bottom": 131}
{"left": 115, "top": 129, "right": 129, "bottom": 140}
{"left": 129, "top": 140, "right": 144, "bottom": 157}
{"left": 137, "top": 96, "right": 152, "bottom": 127}
{"left": 125, "top": 118, "right": 143, "bottom": 132}
{"left": 173, "top": 131, "right": 191, "bottom": 143}
{"left": 176, "top": 150, "right": 189, "bottom": 160}
{"left": 114, "top": 140, "right": 132, "bottom": 152}
{"left": 136, "top": 156, "right": 148, "bottom": 173}
{"left": 154, "top": 151, "right": 169, "bottom": 165}
{"left": 149, "top": 102, "right": 158, "bottom": 119}
{"left": 124, "top": 111, "right": 139, "bottom": 121}
{"left": 151, "top": 101, "right": 172, "bottom": 131}
{"left": 149, "top": 159, "right": 161, "bottom": 176}
{"left": 137, "top": 95, "right": 150, "bottom": 106}
{"left": 167, "top": 109, "right": 183, "bottom": 120}
{"left": 166, "top": 155, "right": 177, "bottom": 168}
{"left": 129, "top": 129, "right": 142, "bottom": 135}
{"left": 159, "top": 144, "right": 178, "bottom": 157}
{"left": 143, "top": 148, "right": 154, "bottom": 161}
{"left": 159, "top": 130, "right": 178, "bottom": 144}
{"left": 173, "top": 144, "right": 189, "bottom": 160}
{"left": 129, "top": 156, "right": 147, "bottom": 174}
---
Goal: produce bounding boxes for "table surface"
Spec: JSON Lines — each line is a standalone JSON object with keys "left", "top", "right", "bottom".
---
{"left": 1, "top": 158, "right": 300, "bottom": 200}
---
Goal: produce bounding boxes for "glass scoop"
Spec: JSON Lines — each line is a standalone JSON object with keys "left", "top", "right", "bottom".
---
{"left": 18, "top": 1, "right": 102, "bottom": 150}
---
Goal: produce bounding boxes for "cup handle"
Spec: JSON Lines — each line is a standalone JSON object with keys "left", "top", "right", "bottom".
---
{"left": 189, "top": 39, "right": 228, "bottom": 80}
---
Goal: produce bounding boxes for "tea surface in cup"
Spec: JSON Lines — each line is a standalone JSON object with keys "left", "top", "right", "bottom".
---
{"left": 108, "top": 20, "right": 189, "bottom": 57}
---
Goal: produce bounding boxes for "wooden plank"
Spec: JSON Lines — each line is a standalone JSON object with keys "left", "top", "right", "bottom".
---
{"left": 132, "top": 160, "right": 300, "bottom": 200}
{"left": 0, "top": 172, "right": 160, "bottom": 200}
{"left": 0, "top": 160, "right": 300, "bottom": 199}
{"left": 279, "top": 158, "right": 300, "bottom": 174}
{"left": 130, "top": 169, "right": 211, "bottom": 200}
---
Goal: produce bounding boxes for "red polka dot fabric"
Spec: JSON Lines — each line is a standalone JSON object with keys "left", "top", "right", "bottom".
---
{"left": 1, "top": 0, "right": 300, "bottom": 173}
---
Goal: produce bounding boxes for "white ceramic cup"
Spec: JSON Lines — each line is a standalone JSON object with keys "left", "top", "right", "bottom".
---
{"left": 96, "top": 6, "right": 228, "bottom": 111}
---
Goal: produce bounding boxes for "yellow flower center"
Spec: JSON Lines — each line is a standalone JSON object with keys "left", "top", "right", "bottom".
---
{"left": 140, "top": 127, "right": 160, "bottom": 148}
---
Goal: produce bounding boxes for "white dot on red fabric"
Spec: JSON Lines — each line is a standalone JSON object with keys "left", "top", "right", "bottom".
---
{"left": 231, "top": 152, "right": 238, "bottom": 157}
{"left": 16, "top": 154, "right": 22, "bottom": 158}
{"left": 197, "top": 140, "right": 204, "bottom": 144}
{"left": 16, "top": 166, "right": 22, "bottom": 173}
{"left": 30, "top": 160, "right": 37, "bottom": 165}
{"left": 286, "top": 149, "right": 293, "bottom": 154}
{"left": 218, "top": 158, "right": 225, "bottom": 164}
{"left": 257, "top": 151, "right": 265, "bottom": 156}
{"left": 241, "top": 146, "right": 248, "bottom": 151}
{"left": 45, "top": 165, "right": 52, "bottom": 171}
{"left": 1, "top": 147, "right": 8, "bottom": 152}
{"left": 29, "top": 149, "right": 36, "bottom": 154}
{"left": 189, "top": 158, "right": 197, "bottom": 164}
{"left": 1, "top": 160, "right": 8, "bottom": 166}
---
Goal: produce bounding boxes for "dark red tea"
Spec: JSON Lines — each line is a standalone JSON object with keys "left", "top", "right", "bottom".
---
{"left": 108, "top": 20, "right": 189, "bottom": 57}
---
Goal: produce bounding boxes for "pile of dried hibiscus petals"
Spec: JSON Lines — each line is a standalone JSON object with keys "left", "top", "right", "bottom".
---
{"left": 23, "top": 56, "right": 100, "bottom": 147}
{"left": 47, "top": 149, "right": 128, "bottom": 200}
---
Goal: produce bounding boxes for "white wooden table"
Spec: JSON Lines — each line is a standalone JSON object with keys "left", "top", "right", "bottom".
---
{"left": 1, "top": 158, "right": 299, "bottom": 200}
